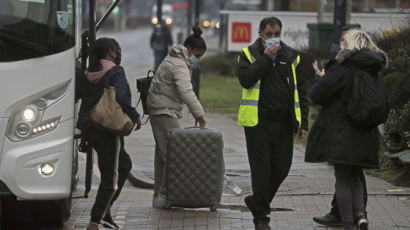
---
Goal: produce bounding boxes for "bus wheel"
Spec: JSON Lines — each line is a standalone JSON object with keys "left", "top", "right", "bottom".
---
{"left": 53, "top": 197, "right": 72, "bottom": 226}
{"left": 0, "top": 197, "right": 71, "bottom": 228}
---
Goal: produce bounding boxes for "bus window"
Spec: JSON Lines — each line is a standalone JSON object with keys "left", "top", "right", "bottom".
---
{"left": 0, "top": 0, "right": 75, "bottom": 62}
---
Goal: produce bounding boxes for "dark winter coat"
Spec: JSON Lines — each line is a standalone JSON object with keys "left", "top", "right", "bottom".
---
{"left": 76, "top": 65, "right": 140, "bottom": 132}
{"left": 237, "top": 38, "right": 309, "bottom": 131}
{"left": 305, "top": 49, "right": 387, "bottom": 168}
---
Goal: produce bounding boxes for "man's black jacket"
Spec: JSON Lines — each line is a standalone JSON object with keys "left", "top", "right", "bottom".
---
{"left": 237, "top": 38, "right": 309, "bottom": 131}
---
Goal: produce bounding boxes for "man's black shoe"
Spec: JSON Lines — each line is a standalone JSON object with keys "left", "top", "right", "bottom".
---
{"left": 254, "top": 219, "right": 271, "bottom": 230}
{"left": 313, "top": 211, "right": 343, "bottom": 227}
{"left": 101, "top": 215, "right": 119, "bottom": 230}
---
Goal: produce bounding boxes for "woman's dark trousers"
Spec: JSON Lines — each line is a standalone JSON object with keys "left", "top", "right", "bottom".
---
{"left": 330, "top": 170, "right": 367, "bottom": 217}
{"left": 85, "top": 128, "right": 132, "bottom": 223}
{"left": 334, "top": 164, "right": 366, "bottom": 229}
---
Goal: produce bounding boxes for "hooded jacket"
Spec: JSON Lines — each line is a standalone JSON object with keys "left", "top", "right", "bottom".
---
{"left": 147, "top": 44, "right": 205, "bottom": 119}
{"left": 305, "top": 49, "right": 388, "bottom": 168}
{"left": 77, "top": 61, "right": 140, "bottom": 131}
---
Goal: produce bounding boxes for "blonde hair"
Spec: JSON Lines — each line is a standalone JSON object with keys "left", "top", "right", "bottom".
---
{"left": 343, "top": 29, "right": 388, "bottom": 67}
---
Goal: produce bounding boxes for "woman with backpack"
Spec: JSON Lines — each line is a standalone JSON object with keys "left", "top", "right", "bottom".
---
{"left": 146, "top": 26, "right": 207, "bottom": 208}
{"left": 77, "top": 38, "right": 141, "bottom": 230}
{"left": 305, "top": 30, "right": 388, "bottom": 230}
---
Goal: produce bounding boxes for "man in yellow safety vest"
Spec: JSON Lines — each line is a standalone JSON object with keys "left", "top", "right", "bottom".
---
{"left": 237, "top": 16, "right": 309, "bottom": 230}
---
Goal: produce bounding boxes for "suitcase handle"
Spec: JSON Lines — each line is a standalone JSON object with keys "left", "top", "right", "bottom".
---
{"left": 184, "top": 126, "right": 206, "bottom": 130}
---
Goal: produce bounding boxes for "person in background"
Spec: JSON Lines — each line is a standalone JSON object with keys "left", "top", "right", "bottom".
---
{"left": 76, "top": 38, "right": 141, "bottom": 230}
{"left": 147, "top": 26, "right": 207, "bottom": 209}
{"left": 150, "top": 23, "right": 173, "bottom": 71}
{"left": 237, "top": 16, "right": 309, "bottom": 230}
{"left": 306, "top": 30, "right": 388, "bottom": 230}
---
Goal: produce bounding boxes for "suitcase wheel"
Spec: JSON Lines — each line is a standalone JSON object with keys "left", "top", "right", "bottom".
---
{"left": 164, "top": 201, "right": 171, "bottom": 209}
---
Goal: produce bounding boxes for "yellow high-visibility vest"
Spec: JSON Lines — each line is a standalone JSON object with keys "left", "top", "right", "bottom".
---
{"left": 237, "top": 47, "right": 302, "bottom": 128}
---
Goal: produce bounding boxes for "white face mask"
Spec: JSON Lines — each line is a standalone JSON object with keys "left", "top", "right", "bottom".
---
{"left": 264, "top": 38, "right": 281, "bottom": 48}
{"left": 189, "top": 55, "right": 198, "bottom": 63}
{"left": 340, "top": 41, "right": 345, "bottom": 51}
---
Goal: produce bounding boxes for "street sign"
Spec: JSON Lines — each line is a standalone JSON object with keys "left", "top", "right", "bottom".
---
{"left": 232, "top": 22, "right": 251, "bottom": 43}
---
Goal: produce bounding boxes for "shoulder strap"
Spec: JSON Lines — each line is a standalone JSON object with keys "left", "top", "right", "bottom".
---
{"left": 104, "top": 66, "right": 118, "bottom": 88}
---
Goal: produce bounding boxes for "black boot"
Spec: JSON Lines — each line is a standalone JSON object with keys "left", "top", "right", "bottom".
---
{"left": 313, "top": 208, "right": 343, "bottom": 227}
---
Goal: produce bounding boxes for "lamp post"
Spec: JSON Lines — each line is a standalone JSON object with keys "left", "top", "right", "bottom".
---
{"left": 157, "top": 0, "right": 162, "bottom": 26}
{"left": 329, "top": 0, "right": 346, "bottom": 58}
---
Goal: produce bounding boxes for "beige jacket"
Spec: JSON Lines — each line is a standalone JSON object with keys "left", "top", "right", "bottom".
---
{"left": 147, "top": 44, "right": 205, "bottom": 119}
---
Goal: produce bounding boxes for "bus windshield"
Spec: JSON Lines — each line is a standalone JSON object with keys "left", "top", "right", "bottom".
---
{"left": 0, "top": 0, "right": 75, "bottom": 62}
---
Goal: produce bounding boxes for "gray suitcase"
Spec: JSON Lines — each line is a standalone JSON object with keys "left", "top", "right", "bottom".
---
{"left": 165, "top": 127, "right": 224, "bottom": 211}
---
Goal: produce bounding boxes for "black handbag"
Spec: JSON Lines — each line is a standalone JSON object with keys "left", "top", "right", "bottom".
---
{"left": 136, "top": 70, "right": 155, "bottom": 115}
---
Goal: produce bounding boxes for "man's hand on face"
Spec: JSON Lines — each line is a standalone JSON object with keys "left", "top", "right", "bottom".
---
{"left": 264, "top": 44, "right": 279, "bottom": 58}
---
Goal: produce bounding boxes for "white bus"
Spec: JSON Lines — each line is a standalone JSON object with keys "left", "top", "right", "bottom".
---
{"left": 0, "top": 0, "right": 115, "bottom": 227}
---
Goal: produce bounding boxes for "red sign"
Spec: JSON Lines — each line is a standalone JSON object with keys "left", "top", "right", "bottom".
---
{"left": 232, "top": 22, "right": 251, "bottom": 43}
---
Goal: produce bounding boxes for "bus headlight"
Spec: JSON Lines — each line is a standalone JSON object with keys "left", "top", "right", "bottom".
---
{"left": 6, "top": 80, "right": 70, "bottom": 142}
{"left": 22, "top": 107, "right": 36, "bottom": 122}
{"left": 39, "top": 162, "right": 55, "bottom": 176}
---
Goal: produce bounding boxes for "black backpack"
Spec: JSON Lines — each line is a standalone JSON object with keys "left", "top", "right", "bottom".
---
{"left": 346, "top": 68, "right": 389, "bottom": 128}
{"left": 136, "top": 70, "right": 154, "bottom": 116}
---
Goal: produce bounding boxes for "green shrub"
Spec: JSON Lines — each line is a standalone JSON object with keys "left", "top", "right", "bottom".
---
{"left": 377, "top": 22, "right": 410, "bottom": 153}
{"left": 201, "top": 53, "right": 238, "bottom": 77}
{"left": 383, "top": 72, "right": 410, "bottom": 110}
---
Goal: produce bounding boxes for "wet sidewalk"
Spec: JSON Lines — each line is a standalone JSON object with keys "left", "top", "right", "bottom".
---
{"left": 66, "top": 110, "right": 410, "bottom": 230}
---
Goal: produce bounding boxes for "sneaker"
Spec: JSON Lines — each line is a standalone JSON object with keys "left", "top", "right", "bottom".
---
{"left": 101, "top": 215, "right": 119, "bottom": 230}
{"left": 86, "top": 222, "right": 99, "bottom": 230}
{"left": 152, "top": 194, "right": 166, "bottom": 208}
{"left": 355, "top": 212, "right": 369, "bottom": 230}
{"left": 313, "top": 211, "right": 343, "bottom": 227}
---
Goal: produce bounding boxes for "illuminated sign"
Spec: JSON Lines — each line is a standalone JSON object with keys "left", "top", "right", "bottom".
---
{"left": 232, "top": 22, "right": 251, "bottom": 43}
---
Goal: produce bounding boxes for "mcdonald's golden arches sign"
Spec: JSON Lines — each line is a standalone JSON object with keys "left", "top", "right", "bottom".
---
{"left": 232, "top": 22, "right": 251, "bottom": 43}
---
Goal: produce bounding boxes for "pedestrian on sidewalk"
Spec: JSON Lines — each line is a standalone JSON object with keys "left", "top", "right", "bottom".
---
{"left": 76, "top": 38, "right": 141, "bottom": 230}
{"left": 236, "top": 16, "right": 309, "bottom": 230}
{"left": 147, "top": 26, "right": 207, "bottom": 208}
{"left": 150, "top": 23, "right": 173, "bottom": 71}
{"left": 311, "top": 24, "right": 367, "bottom": 228}
{"left": 305, "top": 30, "right": 388, "bottom": 230}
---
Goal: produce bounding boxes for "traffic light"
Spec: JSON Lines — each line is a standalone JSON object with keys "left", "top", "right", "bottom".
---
{"left": 112, "top": 6, "right": 119, "bottom": 15}
{"left": 173, "top": 4, "right": 179, "bottom": 10}
{"left": 182, "top": 3, "right": 188, "bottom": 9}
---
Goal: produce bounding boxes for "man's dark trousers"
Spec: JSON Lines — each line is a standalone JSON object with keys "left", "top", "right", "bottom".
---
{"left": 245, "top": 117, "right": 294, "bottom": 219}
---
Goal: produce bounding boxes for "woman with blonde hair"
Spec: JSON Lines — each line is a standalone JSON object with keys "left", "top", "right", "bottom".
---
{"left": 306, "top": 29, "right": 388, "bottom": 230}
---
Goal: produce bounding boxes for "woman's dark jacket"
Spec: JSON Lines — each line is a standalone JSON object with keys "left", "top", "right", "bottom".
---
{"left": 305, "top": 49, "right": 387, "bottom": 168}
{"left": 237, "top": 38, "right": 309, "bottom": 131}
{"left": 76, "top": 66, "right": 140, "bottom": 132}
